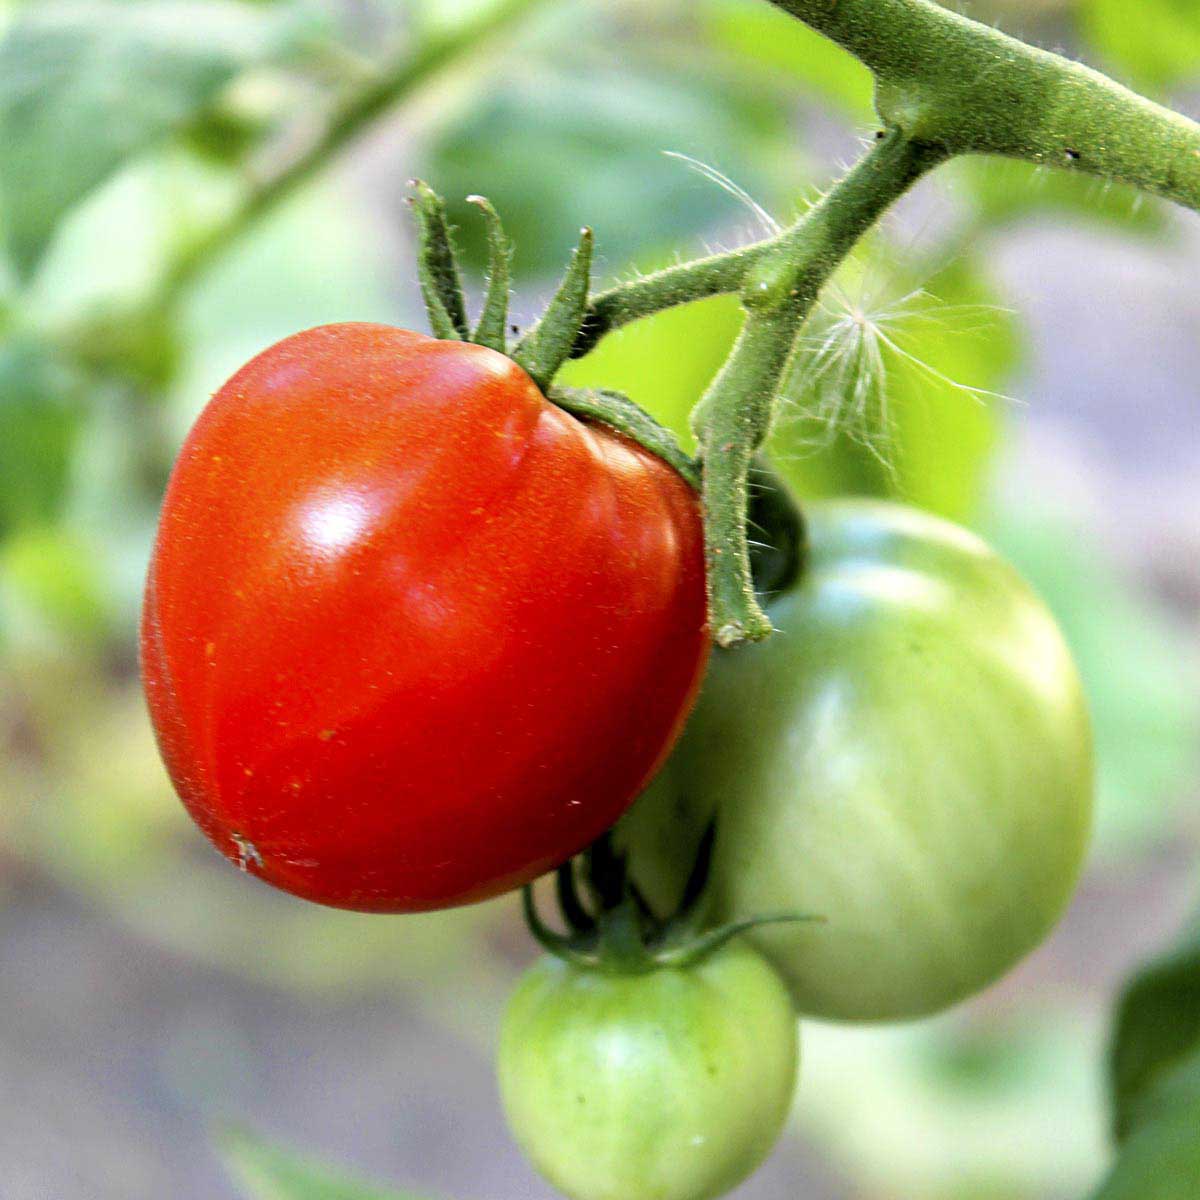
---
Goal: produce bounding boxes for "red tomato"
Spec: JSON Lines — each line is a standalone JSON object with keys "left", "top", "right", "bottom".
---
{"left": 141, "top": 323, "right": 709, "bottom": 912}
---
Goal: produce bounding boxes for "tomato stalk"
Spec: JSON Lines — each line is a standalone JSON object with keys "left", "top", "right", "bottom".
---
{"left": 694, "top": 131, "right": 944, "bottom": 646}
{"left": 768, "top": 0, "right": 1200, "bottom": 213}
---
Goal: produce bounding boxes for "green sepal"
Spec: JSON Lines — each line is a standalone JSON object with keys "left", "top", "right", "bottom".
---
{"left": 522, "top": 885, "right": 596, "bottom": 968}
{"left": 655, "top": 912, "right": 823, "bottom": 970}
{"left": 522, "top": 822, "right": 821, "bottom": 974}
{"left": 409, "top": 180, "right": 469, "bottom": 341}
{"left": 466, "top": 194, "right": 512, "bottom": 352}
{"left": 512, "top": 227, "right": 593, "bottom": 391}
{"left": 555, "top": 860, "right": 597, "bottom": 935}
{"left": 550, "top": 386, "right": 700, "bottom": 489}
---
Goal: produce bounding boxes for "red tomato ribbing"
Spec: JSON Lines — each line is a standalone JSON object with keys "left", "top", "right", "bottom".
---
{"left": 142, "top": 323, "right": 710, "bottom": 912}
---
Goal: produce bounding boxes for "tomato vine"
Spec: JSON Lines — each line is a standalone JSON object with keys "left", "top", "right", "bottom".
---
{"left": 127, "top": 0, "right": 1200, "bottom": 650}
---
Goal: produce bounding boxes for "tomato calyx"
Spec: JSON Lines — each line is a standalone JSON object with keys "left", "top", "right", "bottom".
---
{"left": 409, "top": 181, "right": 698, "bottom": 485}
{"left": 550, "top": 386, "right": 700, "bottom": 490}
{"left": 408, "top": 181, "right": 808, "bottom": 648}
{"left": 409, "top": 178, "right": 591, "bottom": 389}
{"left": 523, "top": 826, "right": 820, "bottom": 974}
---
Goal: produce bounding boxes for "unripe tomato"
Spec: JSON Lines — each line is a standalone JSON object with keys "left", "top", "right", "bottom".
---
{"left": 622, "top": 499, "right": 1093, "bottom": 1021}
{"left": 498, "top": 943, "right": 799, "bottom": 1200}
{"left": 141, "top": 324, "right": 709, "bottom": 912}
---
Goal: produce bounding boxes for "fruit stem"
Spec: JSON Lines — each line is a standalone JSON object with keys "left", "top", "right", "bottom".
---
{"left": 695, "top": 132, "right": 943, "bottom": 647}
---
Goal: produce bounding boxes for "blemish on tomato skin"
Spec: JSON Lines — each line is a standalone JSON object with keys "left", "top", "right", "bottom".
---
{"left": 317, "top": 729, "right": 336, "bottom": 742}
{"left": 231, "top": 832, "right": 263, "bottom": 872}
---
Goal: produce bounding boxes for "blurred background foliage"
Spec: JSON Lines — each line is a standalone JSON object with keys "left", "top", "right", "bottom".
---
{"left": 0, "top": 1, "right": 1197, "bottom": 1198}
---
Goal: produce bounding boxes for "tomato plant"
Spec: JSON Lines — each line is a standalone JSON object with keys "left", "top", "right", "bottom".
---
{"left": 622, "top": 499, "right": 1094, "bottom": 1021}
{"left": 141, "top": 322, "right": 709, "bottom": 912}
{"left": 498, "top": 941, "right": 799, "bottom": 1200}
{"left": 8, "top": 0, "right": 1187, "bottom": 1193}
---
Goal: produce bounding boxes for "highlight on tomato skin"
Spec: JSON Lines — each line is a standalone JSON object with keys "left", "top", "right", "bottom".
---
{"left": 140, "top": 322, "right": 711, "bottom": 913}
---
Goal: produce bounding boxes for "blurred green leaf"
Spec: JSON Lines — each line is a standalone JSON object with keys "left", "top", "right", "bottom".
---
{"left": 770, "top": 248, "right": 1017, "bottom": 523}
{"left": 699, "top": 0, "right": 875, "bottom": 121}
{"left": 0, "top": 1, "right": 300, "bottom": 277}
{"left": 425, "top": 62, "right": 788, "bottom": 278}
{"left": 795, "top": 1011, "right": 1106, "bottom": 1197}
{"left": 1093, "top": 1037, "right": 1200, "bottom": 1198}
{"left": 1111, "top": 918, "right": 1200, "bottom": 1141}
{"left": 219, "top": 1126, "right": 430, "bottom": 1200}
{"left": 1081, "top": 0, "right": 1200, "bottom": 92}
{"left": 986, "top": 507, "right": 1200, "bottom": 856}
{"left": 0, "top": 335, "right": 89, "bottom": 531}
{"left": 951, "top": 156, "right": 1169, "bottom": 237}
{"left": 0, "top": 525, "right": 111, "bottom": 648}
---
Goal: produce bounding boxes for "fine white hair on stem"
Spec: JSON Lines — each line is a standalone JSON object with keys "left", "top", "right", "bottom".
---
{"left": 776, "top": 255, "right": 1019, "bottom": 476}
{"left": 662, "top": 151, "right": 782, "bottom": 236}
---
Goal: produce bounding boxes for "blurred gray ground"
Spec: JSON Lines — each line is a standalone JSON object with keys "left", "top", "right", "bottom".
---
{"left": 0, "top": 217, "right": 1197, "bottom": 1200}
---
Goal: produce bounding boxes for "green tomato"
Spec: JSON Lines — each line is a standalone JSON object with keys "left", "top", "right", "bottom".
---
{"left": 621, "top": 499, "right": 1094, "bottom": 1022}
{"left": 497, "top": 942, "right": 799, "bottom": 1200}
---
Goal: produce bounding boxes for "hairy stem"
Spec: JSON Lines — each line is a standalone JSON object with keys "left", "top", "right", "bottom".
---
{"left": 767, "top": 0, "right": 1200, "bottom": 211}
{"left": 698, "top": 132, "right": 942, "bottom": 647}
{"left": 574, "top": 0, "right": 1200, "bottom": 356}
{"left": 160, "top": 0, "right": 546, "bottom": 307}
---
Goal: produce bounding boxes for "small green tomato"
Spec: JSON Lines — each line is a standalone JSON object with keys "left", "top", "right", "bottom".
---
{"left": 497, "top": 941, "right": 799, "bottom": 1200}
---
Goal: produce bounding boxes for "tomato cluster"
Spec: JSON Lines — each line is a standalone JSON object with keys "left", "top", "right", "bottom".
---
{"left": 143, "top": 327, "right": 1093, "bottom": 1200}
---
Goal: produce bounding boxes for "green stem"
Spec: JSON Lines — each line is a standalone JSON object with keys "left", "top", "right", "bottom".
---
{"left": 698, "top": 132, "right": 943, "bottom": 647}
{"left": 573, "top": 1, "right": 1200, "bottom": 357}
{"left": 767, "top": 0, "right": 1200, "bottom": 211}
{"left": 575, "top": 245, "right": 771, "bottom": 357}
{"left": 159, "top": 0, "right": 547, "bottom": 308}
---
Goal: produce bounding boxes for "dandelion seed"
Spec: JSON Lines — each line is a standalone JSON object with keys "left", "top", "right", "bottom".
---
{"left": 662, "top": 151, "right": 781, "bottom": 236}
{"left": 775, "top": 262, "right": 1018, "bottom": 479}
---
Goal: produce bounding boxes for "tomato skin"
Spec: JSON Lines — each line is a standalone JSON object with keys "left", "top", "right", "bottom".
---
{"left": 498, "top": 943, "right": 799, "bottom": 1200}
{"left": 141, "top": 323, "right": 709, "bottom": 912}
{"left": 622, "top": 499, "right": 1093, "bottom": 1022}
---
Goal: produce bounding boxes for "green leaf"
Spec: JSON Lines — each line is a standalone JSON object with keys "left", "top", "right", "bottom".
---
{"left": 424, "top": 62, "right": 788, "bottom": 279}
{"left": 0, "top": 525, "right": 112, "bottom": 649}
{"left": 0, "top": 1, "right": 299, "bottom": 277}
{"left": 1093, "top": 1048, "right": 1200, "bottom": 1198}
{"left": 218, "top": 1126, "right": 432, "bottom": 1200}
{"left": 769, "top": 247, "right": 1017, "bottom": 523}
{"left": 699, "top": 0, "right": 876, "bottom": 122}
{"left": 1111, "top": 921, "right": 1200, "bottom": 1141}
{"left": 951, "top": 156, "right": 1168, "bottom": 237}
{"left": 1081, "top": 0, "right": 1200, "bottom": 92}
